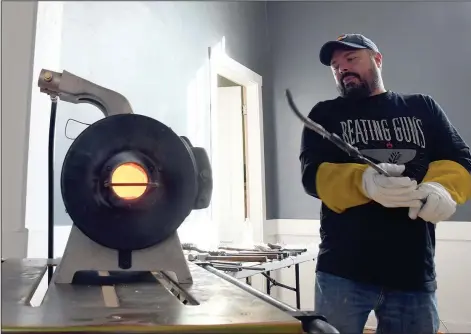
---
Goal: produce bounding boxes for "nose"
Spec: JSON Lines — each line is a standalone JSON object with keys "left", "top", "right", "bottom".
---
{"left": 339, "top": 66, "right": 350, "bottom": 74}
{"left": 336, "top": 66, "right": 349, "bottom": 81}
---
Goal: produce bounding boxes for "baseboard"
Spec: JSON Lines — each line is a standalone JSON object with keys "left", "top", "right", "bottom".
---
{"left": 265, "top": 219, "right": 471, "bottom": 241}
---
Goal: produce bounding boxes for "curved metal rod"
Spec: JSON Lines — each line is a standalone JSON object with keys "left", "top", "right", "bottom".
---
{"left": 285, "top": 89, "right": 391, "bottom": 177}
{"left": 38, "top": 69, "right": 134, "bottom": 117}
{"left": 285, "top": 89, "right": 331, "bottom": 139}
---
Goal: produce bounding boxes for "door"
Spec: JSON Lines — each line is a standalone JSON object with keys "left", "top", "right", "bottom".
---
{"left": 215, "top": 86, "right": 246, "bottom": 244}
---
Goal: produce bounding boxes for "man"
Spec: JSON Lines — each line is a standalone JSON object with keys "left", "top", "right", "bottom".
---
{"left": 299, "top": 33, "right": 471, "bottom": 334}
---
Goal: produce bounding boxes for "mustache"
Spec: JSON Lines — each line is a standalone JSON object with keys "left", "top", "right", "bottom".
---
{"left": 341, "top": 72, "right": 361, "bottom": 82}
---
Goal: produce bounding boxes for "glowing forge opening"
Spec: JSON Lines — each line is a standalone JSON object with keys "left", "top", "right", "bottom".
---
{"left": 111, "top": 162, "right": 149, "bottom": 200}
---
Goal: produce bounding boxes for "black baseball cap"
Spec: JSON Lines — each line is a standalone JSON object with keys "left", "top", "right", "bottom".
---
{"left": 319, "top": 34, "right": 380, "bottom": 66}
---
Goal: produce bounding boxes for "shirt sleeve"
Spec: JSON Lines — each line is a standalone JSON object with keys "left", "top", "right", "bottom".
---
{"left": 299, "top": 102, "right": 370, "bottom": 213}
{"left": 421, "top": 95, "right": 471, "bottom": 204}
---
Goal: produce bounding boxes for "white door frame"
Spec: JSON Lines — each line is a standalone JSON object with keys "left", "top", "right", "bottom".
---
{"left": 209, "top": 41, "right": 266, "bottom": 245}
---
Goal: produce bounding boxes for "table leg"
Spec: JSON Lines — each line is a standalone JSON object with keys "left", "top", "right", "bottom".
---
{"left": 266, "top": 271, "right": 271, "bottom": 295}
{"left": 295, "top": 264, "right": 300, "bottom": 309}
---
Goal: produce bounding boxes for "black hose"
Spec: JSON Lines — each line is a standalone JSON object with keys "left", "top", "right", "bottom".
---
{"left": 47, "top": 98, "right": 58, "bottom": 284}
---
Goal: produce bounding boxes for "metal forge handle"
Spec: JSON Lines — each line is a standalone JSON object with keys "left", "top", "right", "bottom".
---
{"left": 38, "top": 69, "right": 134, "bottom": 117}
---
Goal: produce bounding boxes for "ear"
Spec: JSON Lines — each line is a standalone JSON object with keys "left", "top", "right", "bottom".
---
{"left": 373, "top": 52, "right": 383, "bottom": 69}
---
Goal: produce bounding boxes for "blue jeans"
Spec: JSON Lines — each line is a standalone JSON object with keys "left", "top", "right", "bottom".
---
{"left": 315, "top": 271, "right": 440, "bottom": 334}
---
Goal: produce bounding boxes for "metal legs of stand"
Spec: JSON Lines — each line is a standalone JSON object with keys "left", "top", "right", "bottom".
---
{"left": 295, "top": 263, "right": 300, "bottom": 309}
{"left": 263, "top": 263, "right": 301, "bottom": 309}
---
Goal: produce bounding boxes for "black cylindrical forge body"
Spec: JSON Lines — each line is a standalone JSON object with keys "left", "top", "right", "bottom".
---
{"left": 61, "top": 114, "right": 212, "bottom": 251}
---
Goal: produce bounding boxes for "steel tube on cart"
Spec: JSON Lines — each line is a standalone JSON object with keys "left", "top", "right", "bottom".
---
{"left": 203, "top": 264, "right": 340, "bottom": 334}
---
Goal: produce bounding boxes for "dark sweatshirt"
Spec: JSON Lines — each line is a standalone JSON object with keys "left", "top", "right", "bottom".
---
{"left": 300, "top": 91, "right": 471, "bottom": 292}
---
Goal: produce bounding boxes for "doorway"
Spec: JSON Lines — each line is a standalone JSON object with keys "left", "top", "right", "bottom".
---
{"left": 209, "top": 42, "right": 266, "bottom": 247}
{"left": 215, "top": 77, "right": 248, "bottom": 245}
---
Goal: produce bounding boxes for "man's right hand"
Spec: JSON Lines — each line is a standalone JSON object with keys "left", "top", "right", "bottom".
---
{"left": 361, "top": 163, "right": 425, "bottom": 208}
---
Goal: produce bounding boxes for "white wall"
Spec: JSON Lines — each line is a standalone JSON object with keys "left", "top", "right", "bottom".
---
{"left": 265, "top": 219, "right": 471, "bottom": 332}
{"left": 26, "top": 1, "right": 270, "bottom": 257}
{"left": 1, "top": 1, "right": 38, "bottom": 258}
{"left": 25, "top": 1, "right": 64, "bottom": 258}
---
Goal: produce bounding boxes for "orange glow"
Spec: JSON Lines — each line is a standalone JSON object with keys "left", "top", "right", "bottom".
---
{"left": 111, "top": 162, "right": 148, "bottom": 200}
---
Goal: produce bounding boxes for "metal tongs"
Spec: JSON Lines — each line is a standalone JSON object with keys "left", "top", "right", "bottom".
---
{"left": 285, "top": 89, "right": 392, "bottom": 177}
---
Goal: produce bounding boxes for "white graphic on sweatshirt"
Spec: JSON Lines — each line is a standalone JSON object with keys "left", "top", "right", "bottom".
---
{"left": 339, "top": 117, "right": 426, "bottom": 149}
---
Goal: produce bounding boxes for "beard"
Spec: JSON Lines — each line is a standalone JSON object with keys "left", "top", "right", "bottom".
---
{"left": 337, "top": 67, "right": 381, "bottom": 99}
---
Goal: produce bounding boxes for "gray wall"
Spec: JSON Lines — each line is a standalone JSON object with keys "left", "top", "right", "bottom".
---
{"left": 266, "top": 1, "right": 471, "bottom": 221}
{"left": 52, "top": 1, "right": 271, "bottom": 226}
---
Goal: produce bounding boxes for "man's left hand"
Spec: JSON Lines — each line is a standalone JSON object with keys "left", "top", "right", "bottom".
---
{"left": 408, "top": 182, "right": 456, "bottom": 223}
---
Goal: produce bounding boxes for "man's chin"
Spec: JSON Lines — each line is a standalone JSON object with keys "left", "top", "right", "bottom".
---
{"left": 341, "top": 85, "right": 371, "bottom": 99}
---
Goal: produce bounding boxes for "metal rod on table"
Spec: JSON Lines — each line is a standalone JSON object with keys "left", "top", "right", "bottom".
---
{"left": 204, "top": 264, "right": 297, "bottom": 312}
{"left": 203, "top": 264, "right": 340, "bottom": 334}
